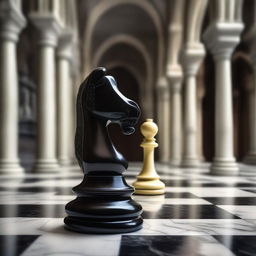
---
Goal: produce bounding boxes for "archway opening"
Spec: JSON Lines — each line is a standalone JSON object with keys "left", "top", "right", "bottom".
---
{"left": 232, "top": 54, "right": 253, "bottom": 160}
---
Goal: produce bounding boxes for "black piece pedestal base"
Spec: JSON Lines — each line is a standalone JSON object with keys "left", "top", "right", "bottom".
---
{"left": 64, "top": 174, "right": 143, "bottom": 234}
{"left": 64, "top": 216, "right": 143, "bottom": 234}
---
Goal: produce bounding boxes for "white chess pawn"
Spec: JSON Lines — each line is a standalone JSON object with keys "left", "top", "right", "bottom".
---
{"left": 133, "top": 119, "right": 165, "bottom": 195}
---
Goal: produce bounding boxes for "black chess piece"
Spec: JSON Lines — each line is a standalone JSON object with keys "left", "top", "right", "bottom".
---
{"left": 64, "top": 67, "right": 143, "bottom": 234}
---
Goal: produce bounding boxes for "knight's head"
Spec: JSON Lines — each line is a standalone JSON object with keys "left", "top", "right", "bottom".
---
{"left": 83, "top": 67, "right": 141, "bottom": 135}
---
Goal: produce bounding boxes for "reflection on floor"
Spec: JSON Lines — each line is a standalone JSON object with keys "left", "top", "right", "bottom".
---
{"left": 0, "top": 163, "right": 256, "bottom": 256}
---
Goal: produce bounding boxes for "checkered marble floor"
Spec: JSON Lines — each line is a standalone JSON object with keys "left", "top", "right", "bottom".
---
{"left": 0, "top": 163, "right": 256, "bottom": 256}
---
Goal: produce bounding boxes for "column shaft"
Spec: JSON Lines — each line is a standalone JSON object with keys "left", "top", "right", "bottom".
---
{"left": 210, "top": 55, "right": 238, "bottom": 173}
{"left": 157, "top": 79, "right": 170, "bottom": 163}
{"left": 0, "top": 3, "right": 26, "bottom": 174}
{"left": 35, "top": 43, "right": 58, "bottom": 170}
{"left": 57, "top": 57, "right": 72, "bottom": 166}
{"left": 203, "top": 23, "right": 243, "bottom": 174}
{"left": 197, "top": 97, "right": 204, "bottom": 161}
{"left": 214, "top": 58, "right": 235, "bottom": 159}
{"left": 169, "top": 81, "right": 182, "bottom": 165}
{"left": 182, "top": 74, "right": 198, "bottom": 166}
{"left": 0, "top": 40, "right": 23, "bottom": 172}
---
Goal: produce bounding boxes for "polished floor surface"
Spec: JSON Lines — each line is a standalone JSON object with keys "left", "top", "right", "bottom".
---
{"left": 0, "top": 163, "right": 256, "bottom": 256}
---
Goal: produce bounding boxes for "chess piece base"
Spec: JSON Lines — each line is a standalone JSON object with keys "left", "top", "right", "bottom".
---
{"left": 65, "top": 174, "right": 143, "bottom": 234}
{"left": 133, "top": 179, "right": 165, "bottom": 195}
{"left": 64, "top": 216, "right": 143, "bottom": 234}
{"left": 133, "top": 188, "right": 165, "bottom": 195}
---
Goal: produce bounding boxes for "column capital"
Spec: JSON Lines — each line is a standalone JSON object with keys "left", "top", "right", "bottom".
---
{"left": 166, "top": 65, "right": 183, "bottom": 92}
{"left": 181, "top": 43, "right": 205, "bottom": 76}
{"left": 0, "top": 2, "right": 26, "bottom": 42}
{"left": 203, "top": 22, "right": 244, "bottom": 60}
{"left": 29, "top": 14, "right": 62, "bottom": 47}
{"left": 157, "top": 77, "right": 170, "bottom": 101}
{"left": 57, "top": 30, "right": 74, "bottom": 61}
{"left": 157, "top": 77, "right": 168, "bottom": 91}
{"left": 168, "top": 24, "right": 182, "bottom": 34}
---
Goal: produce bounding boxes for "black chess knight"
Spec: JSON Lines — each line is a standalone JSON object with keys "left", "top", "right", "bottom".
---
{"left": 64, "top": 67, "right": 143, "bottom": 233}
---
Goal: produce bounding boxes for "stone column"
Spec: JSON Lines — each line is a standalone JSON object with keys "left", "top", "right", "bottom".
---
{"left": 181, "top": 45, "right": 205, "bottom": 167}
{"left": 157, "top": 78, "right": 170, "bottom": 162}
{"left": 57, "top": 32, "right": 73, "bottom": 167}
{"left": 197, "top": 93, "right": 205, "bottom": 162}
{"left": 167, "top": 67, "right": 183, "bottom": 166}
{"left": 30, "top": 15, "right": 61, "bottom": 171}
{"left": 0, "top": 3, "right": 26, "bottom": 173}
{"left": 204, "top": 23, "right": 243, "bottom": 174}
{"left": 244, "top": 64, "right": 256, "bottom": 164}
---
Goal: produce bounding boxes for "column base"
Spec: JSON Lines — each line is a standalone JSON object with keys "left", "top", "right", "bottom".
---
{"left": 69, "top": 164, "right": 81, "bottom": 171}
{"left": 0, "top": 161, "right": 24, "bottom": 174}
{"left": 181, "top": 158, "right": 200, "bottom": 168}
{"left": 169, "top": 158, "right": 181, "bottom": 167}
{"left": 59, "top": 159, "right": 73, "bottom": 167}
{"left": 199, "top": 156, "right": 205, "bottom": 162}
{"left": 60, "top": 164, "right": 80, "bottom": 172}
{"left": 243, "top": 154, "right": 256, "bottom": 165}
{"left": 34, "top": 159, "right": 60, "bottom": 172}
{"left": 210, "top": 159, "right": 239, "bottom": 175}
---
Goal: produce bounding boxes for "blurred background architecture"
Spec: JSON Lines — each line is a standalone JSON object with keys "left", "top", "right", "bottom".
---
{"left": 0, "top": 0, "right": 255, "bottom": 175}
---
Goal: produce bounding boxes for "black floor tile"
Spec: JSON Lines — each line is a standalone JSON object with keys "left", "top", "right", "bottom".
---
{"left": 0, "top": 204, "right": 66, "bottom": 218}
{"left": 0, "top": 187, "right": 75, "bottom": 195}
{"left": 241, "top": 189, "right": 256, "bottom": 194}
{"left": 214, "top": 235, "right": 256, "bottom": 256}
{"left": 203, "top": 197, "right": 256, "bottom": 205}
{"left": 0, "top": 235, "right": 40, "bottom": 256}
{"left": 142, "top": 205, "right": 240, "bottom": 219}
{"left": 119, "top": 235, "right": 216, "bottom": 256}
{"left": 163, "top": 181, "right": 256, "bottom": 187}
{"left": 0, "top": 203, "right": 239, "bottom": 219}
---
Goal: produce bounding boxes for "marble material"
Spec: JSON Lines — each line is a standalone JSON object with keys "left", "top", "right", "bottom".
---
{"left": 0, "top": 163, "right": 256, "bottom": 255}
{"left": 0, "top": 235, "right": 40, "bottom": 256}
{"left": 137, "top": 197, "right": 211, "bottom": 205}
{"left": 1, "top": 218, "right": 255, "bottom": 237}
{"left": 23, "top": 233, "right": 121, "bottom": 256}
{"left": 217, "top": 205, "right": 256, "bottom": 219}
{"left": 203, "top": 197, "right": 256, "bottom": 205}
{"left": 164, "top": 192, "right": 199, "bottom": 198}
{"left": 119, "top": 235, "right": 235, "bottom": 256}
{"left": 203, "top": 18, "right": 243, "bottom": 175}
{"left": 0, "top": 0, "right": 26, "bottom": 174}
{"left": 165, "top": 187, "right": 256, "bottom": 197}
{"left": 0, "top": 218, "right": 49, "bottom": 235}
{"left": 214, "top": 235, "right": 256, "bottom": 256}
{"left": 0, "top": 179, "right": 78, "bottom": 188}
{"left": 0, "top": 205, "right": 66, "bottom": 218}
{"left": 170, "top": 219, "right": 256, "bottom": 235}
{"left": 242, "top": 188, "right": 256, "bottom": 194}
{"left": 142, "top": 205, "right": 240, "bottom": 219}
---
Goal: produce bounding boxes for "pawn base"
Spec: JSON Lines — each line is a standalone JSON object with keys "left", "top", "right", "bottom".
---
{"left": 134, "top": 188, "right": 165, "bottom": 195}
{"left": 133, "top": 179, "right": 165, "bottom": 195}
